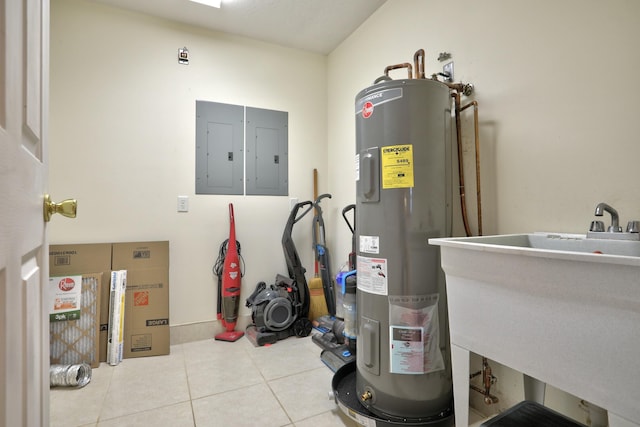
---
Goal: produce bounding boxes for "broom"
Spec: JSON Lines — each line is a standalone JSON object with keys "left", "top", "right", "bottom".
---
{"left": 308, "top": 168, "right": 328, "bottom": 321}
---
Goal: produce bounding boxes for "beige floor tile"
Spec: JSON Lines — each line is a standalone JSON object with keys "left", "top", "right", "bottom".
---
{"left": 100, "top": 366, "right": 190, "bottom": 420}
{"left": 183, "top": 337, "right": 249, "bottom": 366}
{"left": 186, "top": 351, "right": 263, "bottom": 399}
{"left": 470, "top": 407, "right": 493, "bottom": 426}
{"left": 49, "top": 363, "right": 114, "bottom": 427}
{"left": 249, "top": 336, "right": 325, "bottom": 380}
{"left": 268, "top": 366, "right": 336, "bottom": 422}
{"left": 293, "top": 409, "right": 360, "bottom": 427}
{"left": 110, "top": 346, "right": 185, "bottom": 377}
{"left": 192, "top": 382, "right": 290, "bottom": 427}
{"left": 97, "top": 401, "right": 194, "bottom": 427}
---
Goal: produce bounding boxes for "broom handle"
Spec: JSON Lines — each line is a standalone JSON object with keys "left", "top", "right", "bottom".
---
{"left": 228, "top": 203, "right": 236, "bottom": 244}
{"left": 313, "top": 169, "right": 319, "bottom": 276}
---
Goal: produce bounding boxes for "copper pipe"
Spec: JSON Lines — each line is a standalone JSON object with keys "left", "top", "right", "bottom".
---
{"left": 443, "top": 81, "right": 467, "bottom": 92}
{"left": 440, "top": 80, "right": 475, "bottom": 97}
{"left": 413, "top": 49, "right": 426, "bottom": 79}
{"left": 469, "top": 357, "right": 499, "bottom": 404}
{"left": 389, "top": 51, "right": 481, "bottom": 237}
{"left": 452, "top": 91, "right": 472, "bottom": 237}
{"left": 460, "top": 100, "right": 482, "bottom": 236}
{"left": 483, "top": 358, "right": 493, "bottom": 392}
{"left": 384, "top": 63, "right": 413, "bottom": 79}
{"left": 470, "top": 384, "right": 499, "bottom": 405}
{"left": 482, "top": 357, "right": 498, "bottom": 404}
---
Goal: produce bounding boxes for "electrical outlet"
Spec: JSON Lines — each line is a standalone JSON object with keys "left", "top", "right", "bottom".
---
{"left": 177, "top": 196, "right": 189, "bottom": 212}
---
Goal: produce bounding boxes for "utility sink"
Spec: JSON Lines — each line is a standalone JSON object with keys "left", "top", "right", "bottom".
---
{"left": 453, "top": 232, "right": 640, "bottom": 257}
{"left": 429, "top": 233, "right": 640, "bottom": 427}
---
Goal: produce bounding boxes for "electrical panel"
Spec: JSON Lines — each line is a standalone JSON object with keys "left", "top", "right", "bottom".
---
{"left": 195, "top": 101, "right": 288, "bottom": 196}
{"left": 245, "top": 107, "right": 288, "bottom": 196}
{"left": 195, "top": 101, "right": 244, "bottom": 195}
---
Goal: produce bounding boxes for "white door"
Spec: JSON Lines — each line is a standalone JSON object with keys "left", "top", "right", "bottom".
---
{"left": 0, "top": 0, "right": 51, "bottom": 425}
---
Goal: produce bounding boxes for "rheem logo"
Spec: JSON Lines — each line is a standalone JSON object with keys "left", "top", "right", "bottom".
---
{"left": 58, "top": 277, "right": 76, "bottom": 291}
{"left": 362, "top": 101, "right": 374, "bottom": 118}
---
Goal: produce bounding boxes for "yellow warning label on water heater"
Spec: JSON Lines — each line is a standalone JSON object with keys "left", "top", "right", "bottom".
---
{"left": 381, "top": 144, "right": 414, "bottom": 189}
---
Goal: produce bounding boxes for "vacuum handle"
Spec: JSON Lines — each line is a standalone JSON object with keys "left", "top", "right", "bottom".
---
{"left": 341, "top": 204, "right": 356, "bottom": 234}
{"left": 312, "top": 194, "right": 331, "bottom": 249}
{"left": 342, "top": 204, "right": 357, "bottom": 270}
{"left": 228, "top": 203, "right": 236, "bottom": 243}
{"left": 313, "top": 193, "right": 331, "bottom": 209}
{"left": 292, "top": 200, "right": 313, "bottom": 224}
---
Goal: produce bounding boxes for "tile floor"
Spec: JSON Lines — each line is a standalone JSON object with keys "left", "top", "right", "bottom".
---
{"left": 50, "top": 335, "right": 487, "bottom": 426}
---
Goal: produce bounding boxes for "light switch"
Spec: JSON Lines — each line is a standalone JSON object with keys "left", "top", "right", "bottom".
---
{"left": 177, "top": 196, "right": 189, "bottom": 212}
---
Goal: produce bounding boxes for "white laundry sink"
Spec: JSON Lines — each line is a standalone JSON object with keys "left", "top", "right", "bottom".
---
{"left": 455, "top": 232, "right": 640, "bottom": 256}
{"left": 429, "top": 233, "right": 640, "bottom": 427}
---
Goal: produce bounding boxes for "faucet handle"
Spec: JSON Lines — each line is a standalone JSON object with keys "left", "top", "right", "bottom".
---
{"left": 627, "top": 220, "right": 640, "bottom": 233}
{"left": 590, "top": 220, "right": 605, "bottom": 232}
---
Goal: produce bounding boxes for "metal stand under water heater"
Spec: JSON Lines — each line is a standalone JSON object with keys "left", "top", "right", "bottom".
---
{"left": 333, "top": 57, "right": 456, "bottom": 427}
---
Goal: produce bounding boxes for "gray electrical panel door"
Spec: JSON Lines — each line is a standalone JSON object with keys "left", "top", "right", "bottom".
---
{"left": 245, "top": 107, "right": 288, "bottom": 196}
{"left": 195, "top": 101, "right": 244, "bottom": 195}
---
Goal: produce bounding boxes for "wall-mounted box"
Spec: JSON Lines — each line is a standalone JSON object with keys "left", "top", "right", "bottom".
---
{"left": 195, "top": 101, "right": 244, "bottom": 195}
{"left": 245, "top": 107, "right": 288, "bottom": 196}
{"left": 195, "top": 100, "right": 288, "bottom": 196}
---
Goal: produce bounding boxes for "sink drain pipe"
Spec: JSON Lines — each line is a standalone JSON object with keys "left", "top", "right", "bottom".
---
{"left": 50, "top": 363, "right": 92, "bottom": 388}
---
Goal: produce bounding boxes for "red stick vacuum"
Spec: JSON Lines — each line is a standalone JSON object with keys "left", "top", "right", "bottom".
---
{"left": 215, "top": 203, "right": 244, "bottom": 342}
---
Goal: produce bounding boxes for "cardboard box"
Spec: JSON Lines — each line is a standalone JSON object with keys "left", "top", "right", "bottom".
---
{"left": 50, "top": 241, "right": 170, "bottom": 361}
{"left": 49, "top": 244, "right": 112, "bottom": 362}
{"left": 112, "top": 241, "right": 170, "bottom": 358}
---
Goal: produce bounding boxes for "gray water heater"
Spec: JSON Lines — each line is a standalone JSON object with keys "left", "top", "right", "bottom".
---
{"left": 355, "top": 77, "right": 453, "bottom": 422}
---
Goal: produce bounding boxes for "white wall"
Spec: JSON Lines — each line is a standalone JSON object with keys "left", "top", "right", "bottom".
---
{"left": 326, "top": 0, "right": 640, "bottom": 421}
{"left": 49, "top": 0, "right": 327, "bottom": 326}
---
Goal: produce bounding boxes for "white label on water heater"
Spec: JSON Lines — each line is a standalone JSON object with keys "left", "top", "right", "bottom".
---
{"left": 355, "top": 153, "right": 360, "bottom": 181}
{"left": 359, "top": 235, "right": 379, "bottom": 254}
{"left": 390, "top": 326, "right": 424, "bottom": 374}
{"left": 356, "top": 255, "right": 388, "bottom": 295}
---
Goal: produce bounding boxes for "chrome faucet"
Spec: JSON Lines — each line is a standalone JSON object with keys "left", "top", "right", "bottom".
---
{"left": 589, "top": 202, "right": 640, "bottom": 240}
{"left": 594, "top": 202, "right": 622, "bottom": 232}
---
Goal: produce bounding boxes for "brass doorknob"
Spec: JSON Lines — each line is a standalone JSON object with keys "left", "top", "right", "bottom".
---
{"left": 44, "top": 194, "right": 77, "bottom": 222}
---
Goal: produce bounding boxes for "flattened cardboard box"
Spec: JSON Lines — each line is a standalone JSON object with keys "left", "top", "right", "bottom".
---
{"left": 112, "top": 241, "right": 170, "bottom": 358}
{"left": 49, "top": 243, "right": 112, "bottom": 363}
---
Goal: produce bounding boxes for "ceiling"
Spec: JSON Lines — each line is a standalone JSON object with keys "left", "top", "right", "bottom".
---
{"left": 92, "top": 0, "right": 387, "bottom": 55}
